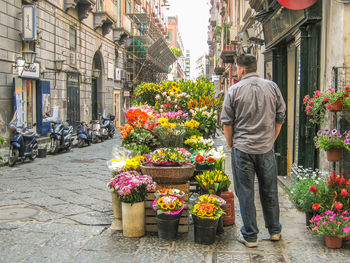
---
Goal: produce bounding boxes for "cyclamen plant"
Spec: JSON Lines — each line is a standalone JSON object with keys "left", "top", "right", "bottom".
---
{"left": 108, "top": 170, "right": 156, "bottom": 205}
{"left": 313, "top": 129, "right": 350, "bottom": 151}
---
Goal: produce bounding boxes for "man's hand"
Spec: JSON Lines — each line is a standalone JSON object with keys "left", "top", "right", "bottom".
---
{"left": 223, "top": 125, "right": 233, "bottom": 152}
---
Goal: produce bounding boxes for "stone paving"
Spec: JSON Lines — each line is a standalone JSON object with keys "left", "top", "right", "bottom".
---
{"left": 0, "top": 132, "right": 350, "bottom": 263}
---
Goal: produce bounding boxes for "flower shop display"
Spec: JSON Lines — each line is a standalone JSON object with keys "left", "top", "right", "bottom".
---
{"left": 190, "top": 194, "right": 226, "bottom": 244}
{"left": 152, "top": 188, "right": 187, "bottom": 240}
{"left": 108, "top": 170, "right": 156, "bottom": 237}
{"left": 191, "top": 150, "right": 215, "bottom": 171}
{"left": 144, "top": 147, "right": 191, "bottom": 166}
{"left": 184, "top": 135, "right": 214, "bottom": 152}
{"left": 303, "top": 87, "right": 349, "bottom": 124}
{"left": 195, "top": 170, "right": 231, "bottom": 196}
{"left": 313, "top": 129, "right": 350, "bottom": 161}
{"left": 308, "top": 210, "right": 350, "bottom": 248}
{"left": 152, "top": 120, "right": 186, "bottom": 148}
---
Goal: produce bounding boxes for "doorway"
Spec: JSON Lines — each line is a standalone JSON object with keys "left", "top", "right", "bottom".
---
{"left": 113, "top": 90, "right": 121, "bottom": 128}
{"left": 92, "top": 78, "right": 98, "bottom": 120}
{"left": 67, "top": 73, "right": 80, "bottom": 129}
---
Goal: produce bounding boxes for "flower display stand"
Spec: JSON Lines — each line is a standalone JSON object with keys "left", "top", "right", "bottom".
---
{"left": 145, "top": 183, "right": 190, "bottom": 233}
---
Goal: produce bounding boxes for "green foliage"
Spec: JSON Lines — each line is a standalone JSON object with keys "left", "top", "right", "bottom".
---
{"left": 170, "top": 47, "right": 183, "bottom": 58}
{"left": 121, "top": 128, "right": 158, "bottom": 155}
{"left": 0, "top": 137, "right": 7, "bottom": 162}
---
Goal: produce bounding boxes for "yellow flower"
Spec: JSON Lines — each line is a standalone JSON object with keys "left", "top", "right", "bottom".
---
{"left": 161, "top": 203, "right": 168, "bottom": 210}
{"left": 168, "top": 203, "right": 176, "bottom": 210}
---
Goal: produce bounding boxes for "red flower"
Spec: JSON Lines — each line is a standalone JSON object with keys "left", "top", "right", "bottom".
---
{"left": 195, "top": 155, "right": 205, "bottom": 163}
{"left": 208, "top": 157, "right": 215, "bottom": 163}
{"left": 312, "top": 203, "right": 320, "bottom": 210}
{"left": 335, "top": 202, "right": 343, "bottom": 210}
{"left": 341, "top": 189, "right": 348, "bottom": 197}
{"left": 340, "top": 177, "right": 346, "bottom": 186}
{"left": 309, "top": 185, "right": 318, "bottom": 194}
{"left": 164, "top": 104, "right": 172, "bottom": 108}
{"left": 335, "top": 176, "right": 341, "bottom": 184}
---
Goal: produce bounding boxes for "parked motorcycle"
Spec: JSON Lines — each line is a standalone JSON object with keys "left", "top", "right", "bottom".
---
{"left": 76, "top": 121, "right": 92, "bottom": 147}
{"left": 90, "top": 120, "right": 104, "bottom": 143}
{"left": 101, "top": 114, "right": 115, "bottom": 139}
{"left": 8, "top": 123, "right": 39, "bottom": 166}
{"left": 49, "top": 121, "right": 74, "bottom": 154}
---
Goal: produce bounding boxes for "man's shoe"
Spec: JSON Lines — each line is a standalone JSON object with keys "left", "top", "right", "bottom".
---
{"left": 238, "top": 238, "right": 258, "bottom": 248}
{"left": 270, "top": 233, "right": 281, "bottom": 241}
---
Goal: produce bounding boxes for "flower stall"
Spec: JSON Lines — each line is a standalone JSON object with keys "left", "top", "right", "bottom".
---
{"left": 106, "top": 79, "right": 234, "bottom": 240}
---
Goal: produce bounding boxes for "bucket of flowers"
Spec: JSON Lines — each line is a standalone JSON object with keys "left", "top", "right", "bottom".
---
{"left": 313, "top": 129, "right": 350, "bottom": 161}
{"left": 190, "top": 194, "right": 226, "bottom": 244}
{"left": 140, "top": 147, "right": 195, "bottom": 184}
{"left": 152, "top": 188, "right": 187, "bottom": 240}
{"left": 195, "top": 170, "right": 231, "bottom": 196}
{"left": 108, "top": 170, "right": 156, "bottom": 237}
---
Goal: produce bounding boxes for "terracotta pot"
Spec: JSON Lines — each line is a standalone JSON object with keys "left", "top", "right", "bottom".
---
{"left": 326, "top": 149, "right": 341, "bottom": 162}
{"left": 110, "top": 191, "right": 122, "bottom": 230}
{"left": 330, "top": 97, "right": 343, "bottom": 112}
{"left": 140, "top": 163, "right": 195, "bottom": 184}
{"left": 122, "top": 201, "right": 145, "bottom": 237}
{"left": 324, "top": 235, "right": 343, "bottom": 248}
{"left": 221, "top": 191, "right": 235, "bottom": 226}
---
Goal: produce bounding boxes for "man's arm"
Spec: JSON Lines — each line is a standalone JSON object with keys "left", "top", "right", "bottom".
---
{"left": 274, "top": 123, "right": 282, "bottom": 142}
{"left": 223, "top": 124, "right": 233, "bottom": 152}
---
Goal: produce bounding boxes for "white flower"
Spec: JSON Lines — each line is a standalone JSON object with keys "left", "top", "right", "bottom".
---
{"left": 155, "top": 94, "right": 161, "bottom": 100}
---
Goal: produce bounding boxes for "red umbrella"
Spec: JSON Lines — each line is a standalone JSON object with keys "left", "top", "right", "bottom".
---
{"left": 277, "top": 0, "right": 317, "bottom": 10}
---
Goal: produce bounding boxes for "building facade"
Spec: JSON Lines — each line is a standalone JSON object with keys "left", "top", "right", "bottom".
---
{"left": 0, "top": 0, "right": 175, "bottom": 137}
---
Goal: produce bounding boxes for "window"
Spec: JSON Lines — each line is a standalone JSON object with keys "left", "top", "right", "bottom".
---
{"left": 69, "top": 27, "right": 76, "bottom": 50}
{"left": 125, "top": 0, "right": 132, "bottom": 13}
{"left": 97, "top": 0, "right": 104, "bottom": 12}
{"left": 168, "top": 31, "right": 172, "bottom": 42}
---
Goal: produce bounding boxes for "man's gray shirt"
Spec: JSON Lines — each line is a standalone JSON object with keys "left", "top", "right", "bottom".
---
{"left": 221, "top": 72, "right": 286, "bottom": 154}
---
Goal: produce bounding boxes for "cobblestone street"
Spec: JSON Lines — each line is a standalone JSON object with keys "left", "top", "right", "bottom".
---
{"left": 0, "top": 133, "right": 350, "bottom": 263}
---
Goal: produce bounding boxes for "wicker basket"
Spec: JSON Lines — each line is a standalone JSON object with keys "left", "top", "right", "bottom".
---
{"left": 140, "top": 163, "right": 195, "bottom": 184}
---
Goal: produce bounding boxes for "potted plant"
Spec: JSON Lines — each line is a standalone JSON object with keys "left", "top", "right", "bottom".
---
{"left": 303, "top": 88, "right": 347, "bottom": 124}
{"left": 109, "top": 170, "right": 156, "bottom": 237}
{"left": 141, "top": 147, "right": 195, "bottom": 184}
{"left": 191, "top": 150, "right": 216, "bottom": 172}
{"left": 286, "top": 165, "right": 328, "bottom": 225}
{"left": 152, "top": 188, "right": 187, "bottom": 240}
{"left": 190, "top": 194, "right": 226, "bottom": 244}
{"left": 308, "top": 210, "right": 350, "bottom": 248}
{"left": 313, "top": 129, "right": 350, "bottom": 161}
{"left": 195, "top": 170, "right": 231, "bottom": 196}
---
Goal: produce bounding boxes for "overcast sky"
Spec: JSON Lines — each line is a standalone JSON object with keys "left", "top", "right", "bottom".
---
{"left": 167, "top": 0, "right": 210, "bottom": 78}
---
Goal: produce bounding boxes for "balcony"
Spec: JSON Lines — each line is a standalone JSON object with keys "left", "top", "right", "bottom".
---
{"left": 214, "top": 65, "right": 225, "bottom": 76}
{"left": 220, "top": 44, "right": 237, "bottom": 64}
{"left": 114, "top": 15, "right": 132, "bottom": 44}
{"left": 64, "top": 0, "right": 96, "bottom": 20}
{"left": 93, "top": 0, "right": 117, "bottom": 36}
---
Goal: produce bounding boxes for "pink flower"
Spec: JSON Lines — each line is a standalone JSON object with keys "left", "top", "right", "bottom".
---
{"left": 312, "top": 226, "right": 318, "bottom": 231}
{"left": 323, "top": 97, "right": 329, "bottom": 102}
{"left": 326, "top": 104, "right": 332, "bottom": 110}
{"left": 344, "top": 226, "right": 350, "bottom": 233}
{"left": 322, "top": 221, "right": 328, "bottom": 225}
{"left": 328, "top": 88, "right": 335, "bottom": 93}
{"left": 315, "top": 90, "right": 321, "bottom": 96}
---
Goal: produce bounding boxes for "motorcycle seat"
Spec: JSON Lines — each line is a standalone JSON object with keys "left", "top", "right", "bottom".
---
{"left": 23, "top": 132, "right": 36, "bottom": 138}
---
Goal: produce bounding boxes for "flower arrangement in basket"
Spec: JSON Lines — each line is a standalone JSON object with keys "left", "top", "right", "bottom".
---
{"left": 313, "top": 129, "right": 350, "bottom": 152}
{"left": 190, "top": 194, "right": 226, "bottom": 219}
{"left": 191, "top": 150, "right": 215, "bottom": 167}
{"left": 195, "top": 170, "right": 231, "bottom": 195}
{"left": 144, "top": 147, "right": 191, "bottom": 166}
{"left": 152, "top": 188, "right": 187, "bottom": 215}
{"left": 308, "top": 210, "right": 350, "bottom": 238}
{"left": 108, "top": 170, "right": 156, "bottom": 205}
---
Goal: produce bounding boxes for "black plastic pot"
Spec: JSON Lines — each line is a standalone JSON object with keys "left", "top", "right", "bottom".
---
{"left": 156, "top": 212, "right": 182, "bottom": 240}
{"left": 193, "top": 215, "right": 219, "bottom": 245}
{"left": 216, "top": 216, "right": 224, "bottom": 235}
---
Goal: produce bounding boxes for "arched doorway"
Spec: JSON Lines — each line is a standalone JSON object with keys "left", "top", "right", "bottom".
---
{"left": 91, "top": 52, "right": 103, "bottom": 120}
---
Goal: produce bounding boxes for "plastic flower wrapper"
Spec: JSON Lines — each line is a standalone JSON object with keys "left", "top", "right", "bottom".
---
{"left": 195, "top": 170, "right": 231, "bottom": 195}
{"left": 107, "top": 146, "right": 133, "bottom": 174}
{"left": 153, "top": 188, "right": 187, "bottom": 215}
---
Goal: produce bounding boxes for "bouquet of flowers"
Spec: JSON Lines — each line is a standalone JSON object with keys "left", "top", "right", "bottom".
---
{"left": 184, "top": 135, "right": 214, "bottom": 152}
{"left": 145, "top": 147, "right": 191, "bottom": 166}
{"left": 191, "top": 150, "right": 215, "bottom": 166}
{"left": 124, "top": 155, "right": 145, "bottom": 172}
{"left": 313, "top": 129, "right": 350, "bottom": 151}
{"left": 308, "top": 210, "right": 350, "bottom": 238}
{"left": 107, "top": 146, "right": 133, "bottom": 174}
{"left": 195, "top": 170, "right": 231, "bottom": 195}
{"left": 108, "top": 170, "right": 156, "bottom": 205}
{"left": 152, "top": 188, "right": 187, "bottom": 215}
{"left": 207, "top": 146, "right": 226, "bottom": 171}
{"left": 152, "top": 119, "right": 186, "bottom": 148}
{"left": 190, "top": 194, "right": 225, "bottom": 219}
{"left": 125, "top": 105, "right": 154, "bottom": 128}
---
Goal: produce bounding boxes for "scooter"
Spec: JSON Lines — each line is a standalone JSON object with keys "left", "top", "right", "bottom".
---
{"left": 8, "top": 123, "right": 39, "bottom": 166}
{"left": 90, "top": 120, "right": 104, "bottom": 143}
{"left": 101, "top": 114, "right": 115, "bottom": 139}
{"left": 76, "top": 121, "right": 92, "bottom": 147}
{"left": 49, "top": 121, "right": 74, "bottom": 154}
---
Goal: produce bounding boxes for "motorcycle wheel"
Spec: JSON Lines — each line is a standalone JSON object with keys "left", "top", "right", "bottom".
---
{"left": 109, "top": 133, "right": 114, "bottom": 139}
{"left": 66, "top": 142, "right": 72, "bottom": 152}
{"left": 92, "top": 135, "right": 98, "bottom": 144}
{"left": 100, "top": 136, "right": 104, "bottom": 142}
{"left": 29, "top": 147, "right": 38, "bottom": 160}
{"left": 8, "top": 147, "right": 19, "bottom": 167}
{"left": 77, "top": 139, "right": 84, "bottom": 148}
{"left": 87, "top": 140, "right": 91, "bottom": 146}
{"left": 50, "top": 138, "right": 59, "bottom": 154}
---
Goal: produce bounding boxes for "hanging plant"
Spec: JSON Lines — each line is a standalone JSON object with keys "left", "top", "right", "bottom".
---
{"left": 36, "top": 30, "right": 43, "bottom": 45}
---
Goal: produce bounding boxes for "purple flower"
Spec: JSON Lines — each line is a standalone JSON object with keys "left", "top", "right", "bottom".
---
{"left": 332, "top": 129, "right": 337, "bottom": 135}
{"left": 345, "top": 139, "right": 349, "bottom": 145}
{"left": 328, "top": 136, "right": 333, "bottom": 141}
{"left": 324, "top": 129, "right": 330, "bottom": 134}
{"left": 317, "top": 130, "right": 323, "bottom": 136}
{"left": 337, "top": 133, "right": 342, "bottom": 138}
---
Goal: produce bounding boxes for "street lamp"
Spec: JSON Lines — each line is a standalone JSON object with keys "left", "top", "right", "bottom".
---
{"left": 22, "top": 50, "right": 36, "bottom": 64}
{"left": 92, "top": 69, "right": 101, "bottom": 78}
{"left": 54, "top": 59, "right": 65, "bottom": 71}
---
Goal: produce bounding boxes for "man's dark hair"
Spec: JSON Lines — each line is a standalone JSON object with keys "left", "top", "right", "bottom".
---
{"left": 236, "top": 54, "right": 257, "bottom": 73}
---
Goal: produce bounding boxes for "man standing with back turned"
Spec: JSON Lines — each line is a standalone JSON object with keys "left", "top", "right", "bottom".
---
{"left": 221, "top": 54, "right": 286, "bottom": 248}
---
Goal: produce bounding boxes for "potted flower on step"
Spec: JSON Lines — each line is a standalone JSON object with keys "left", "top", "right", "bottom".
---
{"left": 313, "top": 129, "right": 350, "bottom": 161}
{"left": 152, "top": 188, "right": 187, "bottom": 240}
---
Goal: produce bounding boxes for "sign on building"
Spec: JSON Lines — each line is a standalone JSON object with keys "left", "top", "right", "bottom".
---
{"left": 22, "top": 5, "right": 37, "bottom": 41}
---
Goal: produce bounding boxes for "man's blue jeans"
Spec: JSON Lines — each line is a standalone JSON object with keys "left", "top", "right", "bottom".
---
{"left": 231, "top": 148, "right": 281, "bottom": 242}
